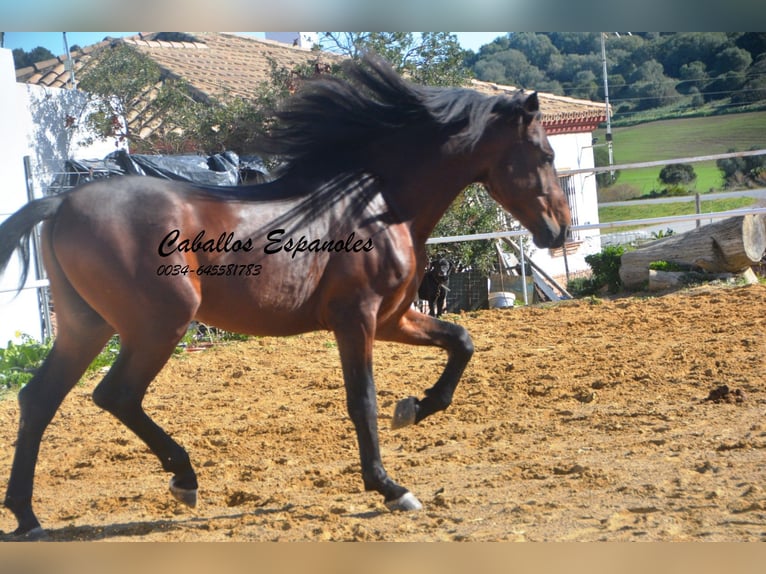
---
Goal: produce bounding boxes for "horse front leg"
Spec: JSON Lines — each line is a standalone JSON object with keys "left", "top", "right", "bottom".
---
{"left": 333, "top": 319, "right": 422, "bottom": 512}
{"left": 378, "top": 307, "right": 474, "bottom": 428}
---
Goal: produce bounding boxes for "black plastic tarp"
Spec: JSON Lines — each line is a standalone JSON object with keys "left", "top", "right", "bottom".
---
{"left": 48, "top": 149, "right": 270, "bottom": 193}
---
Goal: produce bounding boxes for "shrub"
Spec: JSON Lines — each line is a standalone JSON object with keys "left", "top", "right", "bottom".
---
{"left": 567, "top": 276, "right": 600, "bottom": 297}
{"left": 0, "top": 335, "right": 52, "bottom": 390}
{"left": 659, "top": 163, "right": 696, "bottom": 186}
{"left": 584, "top": 245, "right": 628, "bottom": 294}
{"left": 717, "top": 147, "right": 766, "bottom": 188}
{"left": 569, "top": 245, "right": 628, "bottom": 296}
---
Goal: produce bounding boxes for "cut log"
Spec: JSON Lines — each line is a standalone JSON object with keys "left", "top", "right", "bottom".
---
{"left": 647, "top": 267, "right": 758, "bottom": 292}
{"left": 648, "top": 270, "right": 686, "bottom": 292}
{"left": 620, "top": 214, "right": 766, "bottom": 290}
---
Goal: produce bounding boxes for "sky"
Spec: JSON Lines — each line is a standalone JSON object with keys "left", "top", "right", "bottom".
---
{"left": 1, "top": 31, "right": 505, "bottom": 56}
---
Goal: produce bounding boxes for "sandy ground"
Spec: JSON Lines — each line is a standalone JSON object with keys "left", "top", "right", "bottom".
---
{"left": 0, "top": 283, "right": 764, "bottom": 542}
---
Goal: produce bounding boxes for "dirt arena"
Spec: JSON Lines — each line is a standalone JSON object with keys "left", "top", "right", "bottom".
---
{"left": 0, "top": 283, "right": 764, "bottom": 541}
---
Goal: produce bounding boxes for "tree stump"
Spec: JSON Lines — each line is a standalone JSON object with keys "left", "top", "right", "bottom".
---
{"left": 619, "top": 214, "right": 766, "bottom": 290}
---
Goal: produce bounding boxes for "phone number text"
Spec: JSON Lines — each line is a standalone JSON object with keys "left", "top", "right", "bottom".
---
{"left": 157, "top": 264, "right": 263, "bottom": 277}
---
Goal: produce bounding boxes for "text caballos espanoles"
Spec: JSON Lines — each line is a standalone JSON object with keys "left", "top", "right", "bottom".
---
{"left": 158, "top": 229, "right": 374, "bottom": 259}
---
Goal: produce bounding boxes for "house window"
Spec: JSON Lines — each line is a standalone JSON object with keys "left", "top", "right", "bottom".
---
{"left": 559, "top": 175, "right": 580, "bottom": 241}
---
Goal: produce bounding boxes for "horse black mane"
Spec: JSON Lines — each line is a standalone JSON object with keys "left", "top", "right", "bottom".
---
{"left": 253, "top": 54, "right": 527, "bottom": 176}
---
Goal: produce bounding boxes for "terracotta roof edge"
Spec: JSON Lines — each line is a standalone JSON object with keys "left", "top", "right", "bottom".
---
{"left": 471, "top": 78, "right": 607, "bottom": 110}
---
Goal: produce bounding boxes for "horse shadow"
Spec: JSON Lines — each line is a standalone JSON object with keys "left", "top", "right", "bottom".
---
{"left": 0, "top": 503, "right": 388, "bottom": 541}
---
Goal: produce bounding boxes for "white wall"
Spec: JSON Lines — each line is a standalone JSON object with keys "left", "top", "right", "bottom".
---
{"left": 0, "top": 49, "right": 41, "bottom": 347}
{"left": 0, "top": 47, "right": 122, "bottom": 347}
{"left": 528, "top": 131, "right": 603, "bottom": 281}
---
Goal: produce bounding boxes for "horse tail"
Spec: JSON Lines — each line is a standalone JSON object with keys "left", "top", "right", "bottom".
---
{"left": 0, "top": 195, "right": 65, "bottom": 294}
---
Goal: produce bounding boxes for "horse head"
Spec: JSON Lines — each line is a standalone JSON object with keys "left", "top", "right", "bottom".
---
{"left": 480, "top": 92, "right": 571, "bottom": 249}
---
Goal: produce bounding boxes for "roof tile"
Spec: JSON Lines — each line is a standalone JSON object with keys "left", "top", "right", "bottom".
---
{"left": 16, "top": 32, "right": 607, "bottom": 139}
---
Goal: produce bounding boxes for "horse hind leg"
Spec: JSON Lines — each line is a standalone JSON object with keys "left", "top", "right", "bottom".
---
{"left": 91, "top": 325, "right": 199, "bottom": 508}
{"left": 4, "top": 308, "right": 114, "bottom": 538}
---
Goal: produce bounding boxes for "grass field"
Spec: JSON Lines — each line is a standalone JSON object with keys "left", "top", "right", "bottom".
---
{"left": 594, "top": 111, "right": 766, "bottom": 198}
{"left": 598, "top": 196, "right": 757, "bottom": 225}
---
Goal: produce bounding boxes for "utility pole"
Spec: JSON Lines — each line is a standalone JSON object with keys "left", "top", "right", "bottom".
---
{"left": 63, "top": 32, "right": 77, "bottom": 90}
{"left": 600, "top": 32, "right": 614, "bottom": 182}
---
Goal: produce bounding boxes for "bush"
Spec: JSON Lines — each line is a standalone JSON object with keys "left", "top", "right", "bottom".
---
{"left": 659, "top": 163, "right": 696, "bottom": 186}
{"left": 569, "top": 245, "right": 628, "bottom": 296}
{"left": 567, "top": 276, "right": 600, "bottom": 297}
{"left": 717, "top": 147, "right": 766, "bottom": 188}
{"left": 664, "top": 184, "right": 692, "bottom": 197}
{"left": 0, "top": 335, "right": 51, "bottom": 390}
{"left": 594, "top": 145, "right": 621, "bottom": 188}
{"left": 587, "top": 245, "right": 627, "bottom": 293}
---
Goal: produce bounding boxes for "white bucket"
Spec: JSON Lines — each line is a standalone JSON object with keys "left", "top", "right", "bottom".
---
{"left": 488, "top": 291, "right": 516, "bottom": 309}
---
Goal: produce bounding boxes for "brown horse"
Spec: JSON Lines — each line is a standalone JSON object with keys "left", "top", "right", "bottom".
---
{"left": 0, "top": 55, "right": 569, "bottom": 539}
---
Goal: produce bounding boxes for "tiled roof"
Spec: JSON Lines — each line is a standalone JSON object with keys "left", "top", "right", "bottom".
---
{"left": 16, "top": 33, "right": 608, "bottom": 140}
{"left": 471, "top": 79, "right": 609, "bottom": 135}
{"left": 16, "top": 32, "right": 343, "bottom": 97}
{"left": 16, "top": 32, "right": 345, "bottom": 142}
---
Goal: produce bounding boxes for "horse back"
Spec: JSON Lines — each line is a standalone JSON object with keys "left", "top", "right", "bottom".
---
{"left": 47, "top": 176, "right": 420, "bottom": 337}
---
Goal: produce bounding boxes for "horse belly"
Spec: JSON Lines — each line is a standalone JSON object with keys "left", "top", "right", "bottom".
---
{"left": 192, "top": 252, "right": 328, "bottom": 336}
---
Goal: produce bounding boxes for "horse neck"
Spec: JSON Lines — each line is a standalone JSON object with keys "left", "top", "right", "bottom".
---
{"left": 379, "top": 145, "right": 482, "bottom": 245}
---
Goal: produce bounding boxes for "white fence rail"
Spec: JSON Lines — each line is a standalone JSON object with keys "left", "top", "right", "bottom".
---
{"left": 426, "top": 206, "right": 766, "bottom": 245}
{"left": 557, "top": 148, "right": 766, "bottom": 177}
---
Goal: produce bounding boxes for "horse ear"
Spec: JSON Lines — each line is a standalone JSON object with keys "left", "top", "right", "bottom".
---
{"left": 515, "top": 92, "right": 540, "bottom": 127}
{"left": 523, "top": 92, "right": 540, "bottom": 115}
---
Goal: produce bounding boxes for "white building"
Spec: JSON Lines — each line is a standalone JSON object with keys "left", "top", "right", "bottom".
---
{"left": 0, "top": 47, "right": 123, "bottom": 346}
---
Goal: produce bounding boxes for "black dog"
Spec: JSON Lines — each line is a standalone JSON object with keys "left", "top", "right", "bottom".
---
{"left": 418, "top": 258, "right": 451, "bottom": 317}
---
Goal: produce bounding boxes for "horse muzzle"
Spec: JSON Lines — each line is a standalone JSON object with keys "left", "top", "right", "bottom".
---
{"left": 531, "top": 217, "right": 568, "bottom": 249}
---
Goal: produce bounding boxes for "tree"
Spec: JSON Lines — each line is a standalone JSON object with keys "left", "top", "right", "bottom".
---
{"left": 571, "top": 70, "right": 600, "bottom": 101}
{"left": 678, "top": 61, "right": 708, "bottom": 94}
{"left": 76, "top": 44, "right": 319, "bottom": 155}
{"left": 13, "top": 46, "right": 55, "bottom": 69}
{"left": 734, "top": 54, "right": 766, "bottom": 104}
{"left": 624, "top": 59, "right": 682, "bottom": 110}
{"left": 320, "top": 32, "right": 470, "bottom": 87}
{"left": 428, "top": 184, "right": 506, "bottom": 274}
{"left": 77, "top": 44, "right": 193, "bottom": 152}
{"left": 712, "top": 46, "right": 752, "bottom": 77}
{"left": 504, "top": 32, "right": 557, "bottom": 70}
{"left": 548, "top": 33, "right": 600, "bottom": 55}
{"left": 594, "top": 145, "right": 620, "bottom": 188}
{"left": 186, "top": 59, "right": 327, "bottom": 155}
{"left": 468, "top": 32, "right": 766, "bottom": 116}
{"left": 655, "top": 33, "right": 729, "bottom": 78}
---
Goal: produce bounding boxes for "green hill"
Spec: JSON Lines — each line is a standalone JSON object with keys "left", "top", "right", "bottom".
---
{"left": 595, "top": 111, "right": 766, "bottom": 199}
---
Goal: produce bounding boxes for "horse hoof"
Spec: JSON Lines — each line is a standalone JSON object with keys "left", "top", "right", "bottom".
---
{"left": 10, "top": 526, "right": 48, "bottom": 541}
{"left": 169, "top": 478, "right": 198, "bottom": 508}
{"left": 391, "top": 396, "right": 418, "bottom": 429}
{"left": 385, "top": 492, "right": 423, "bottom": 512}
